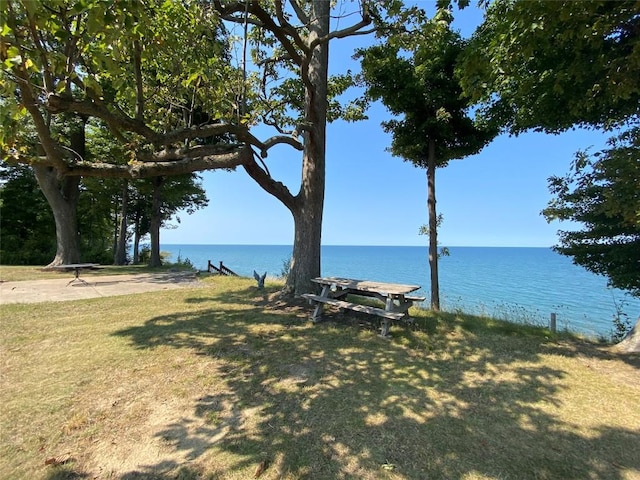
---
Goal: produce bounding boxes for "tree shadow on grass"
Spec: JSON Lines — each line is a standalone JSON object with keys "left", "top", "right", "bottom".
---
{"left": 103, "top": 287, "right": 640, "bottom": 479}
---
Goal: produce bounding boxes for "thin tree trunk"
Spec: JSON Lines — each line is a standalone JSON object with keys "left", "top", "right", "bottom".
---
{"left": 149, "top": 176, "right": 164, "bottom": 267}
{"left": 114, "top": 180, "right": 129, "bottom": 265}
{"left": 427, "top": 139, "right": 440, "bottom": 311}
{"left": 133, "top": 210, "right": 141, "bottom": 264}
{"left": 112, "top": 200, "right": 119, "bottom": 258}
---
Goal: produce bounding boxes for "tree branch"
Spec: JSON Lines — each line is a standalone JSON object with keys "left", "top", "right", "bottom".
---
{"left": 243, "top": 154, "right": 297, "bottom": 211}
{"left": 212, "top": 1, "right": 306, "bottom": 65}
{"left": 12, "top": 69, "right": 66, "bottom": 166}
{"left": 274, "top": 0, "right": 307, "bottom": 52}
{"left": 289, "top": 0, "right": 309, "bottom": 26}
{"left": 261, "top": 134, "right": 303, "bottom": 153}
{"left": 21, "top": 145, "right": 255, "bottom": 179}
{"left": 133, "top": 39, "right": 144, "bottom": 121}
{"left": 136, "top": 143, "right": 242, "bottom": 162}
{"left": 46, "top": 93, "right": 157, "bottom": 141}
{"left": 23, "top": 4, "right": 56, "bottom": 93}
{"left": 310, "top": 14, "right": 373, "bottom": 49}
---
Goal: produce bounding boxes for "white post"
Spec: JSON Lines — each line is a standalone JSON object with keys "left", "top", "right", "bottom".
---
{"left": 550, "top": 312, "right": 557, "bottom": 333}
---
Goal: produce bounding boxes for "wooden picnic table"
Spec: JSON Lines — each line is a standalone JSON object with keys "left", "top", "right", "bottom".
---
{"left": 50, "top": 263, "right": 101, "bottom": 286}
{"left": 301, "top": 276, "right": 425, "bottom": 337}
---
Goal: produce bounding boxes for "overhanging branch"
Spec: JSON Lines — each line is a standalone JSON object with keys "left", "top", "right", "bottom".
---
{"left": 46, "top": 93, "right": 156, "bottom": 141}
{"left": 64, "top": 145, "right": 253, "bottom": 178}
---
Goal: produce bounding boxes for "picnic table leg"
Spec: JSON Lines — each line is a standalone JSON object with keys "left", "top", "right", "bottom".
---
{"left": 378, "top": 296, "right": 396, "bottom": 337}
{"left": 67, "top": 268, "right": 89, "bottom": 287}
{"left": 311, "top": 303, "right": 324, "bottom": 323}
{"left": 380, "top": 319, "right": 391, "bottom": 338}
{"left": 310, "top": 285, "right": 331, "bottom": 323}
{"left": 379, "top": 295, "right": 412, "bottom": 337}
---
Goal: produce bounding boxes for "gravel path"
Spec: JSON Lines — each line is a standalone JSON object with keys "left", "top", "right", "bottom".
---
{"left": 0, "top": 271, "right": 201, "bottom": 304}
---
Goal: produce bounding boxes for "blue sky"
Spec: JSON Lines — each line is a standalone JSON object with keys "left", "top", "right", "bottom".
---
{"left": 161, "top": 2, "right": 612, "bottom": 248}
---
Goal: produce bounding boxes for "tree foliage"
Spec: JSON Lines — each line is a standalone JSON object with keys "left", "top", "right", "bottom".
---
{"left": 0, "top": 165, "right": 56, "bottom": 264}
{"left": 359, "top": 12, "right": 494, "bottom": 166}
{"left": 458, "top": 0, "right": 640, "bottom": 133}
{"left": 1, "top": 0, "right": 253, "bottom": 178}
{"left": 0, "top": 164, "right": 208, "bottom": 266}
{"left": 0, "top": 164, "right": 114, "bottom": 264}
{"left": 1, "top": 1, "right": 229, "bottom": 265}
{"left": 543, "top": 128, "right": 640, "bottom": 297}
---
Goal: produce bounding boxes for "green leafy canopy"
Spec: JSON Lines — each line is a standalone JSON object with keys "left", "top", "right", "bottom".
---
{"left": 458, "top": 0, "right": 640, "bottom": 134}
{"left": 543, "top": 127, "right": 640, "bottom": 296}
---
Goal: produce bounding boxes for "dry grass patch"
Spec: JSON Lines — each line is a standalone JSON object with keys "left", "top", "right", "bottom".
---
{"left": 1, "top": 275, "right": 639, "bottom": 479}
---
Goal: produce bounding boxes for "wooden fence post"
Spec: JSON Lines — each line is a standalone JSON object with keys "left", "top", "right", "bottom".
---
{"left": 550, "top": 312, "right": 557, "bottom": 333}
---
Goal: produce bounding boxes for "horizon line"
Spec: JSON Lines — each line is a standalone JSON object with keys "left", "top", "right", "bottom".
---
{"left": 159, "top": 243, "right": 554, "bottom": 249}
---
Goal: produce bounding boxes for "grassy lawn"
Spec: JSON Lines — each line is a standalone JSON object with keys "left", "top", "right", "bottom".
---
{"left": 1, "top": 274, "right": 639, "bottom": 479}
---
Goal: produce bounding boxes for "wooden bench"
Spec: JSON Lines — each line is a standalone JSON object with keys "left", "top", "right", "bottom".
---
{"left": 301, "top": 293, "right": 411, "bottom": 337}
{"left": 301, "top": 293, "right": 406, "bottom": 320}
{"left": 405, "top": 295, "right": 426, "bottom": 303}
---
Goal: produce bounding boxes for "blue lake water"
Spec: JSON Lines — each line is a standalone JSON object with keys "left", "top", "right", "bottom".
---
{"left": 160, "top": 244, "right": 639, "bottom": 339}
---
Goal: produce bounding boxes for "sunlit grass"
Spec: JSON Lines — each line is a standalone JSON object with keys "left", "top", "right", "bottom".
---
{"left": 1, "top": 275, "right": 639, "bottom": 479}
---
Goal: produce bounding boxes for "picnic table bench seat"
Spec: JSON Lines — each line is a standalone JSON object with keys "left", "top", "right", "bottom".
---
{"left": 300, "top": 293, "right": 406, "bottom": 321}
{"left": 404, "top": 294, "right": 426, "bottom": 303}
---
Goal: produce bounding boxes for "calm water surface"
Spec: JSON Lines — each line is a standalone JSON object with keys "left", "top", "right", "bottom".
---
{"left": 160, "top": 244, "right": 640, "bottom": 338}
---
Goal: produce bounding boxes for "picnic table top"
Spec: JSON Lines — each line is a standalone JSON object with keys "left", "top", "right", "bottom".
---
{"left": 312, "top": 276, "right": 420, "bottom": 296}
{"left": 50, "top": 263, "right": 101, "bottom": 270}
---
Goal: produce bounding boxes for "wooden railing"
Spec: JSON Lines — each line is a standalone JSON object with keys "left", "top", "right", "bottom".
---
{"left": 207, "top": 260, "right": 238, "bottom": 276}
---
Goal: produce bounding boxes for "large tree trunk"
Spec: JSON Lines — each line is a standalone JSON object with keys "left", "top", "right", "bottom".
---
{"left": 427, "top": 139, "right": 440, "bottom": 311}
{"left": 114, "top": 180, "right": 129, "bottom": 265}
{"left": 149, "top": 176, "right": 164, "bottom": 267}
{"left": 288, "top": 196, "right": 323, "bottom": 295}
{"left": 284, "top": 0, "right": 329, "bottom": 296}
{"left": 33, "top": 165, "right": 81, "bottom": 266}
{"left": 245, "top": 2, "right": 329, "bottom": 296}
{"left": 31, "top": 116, "right": 86, "bottom": 267}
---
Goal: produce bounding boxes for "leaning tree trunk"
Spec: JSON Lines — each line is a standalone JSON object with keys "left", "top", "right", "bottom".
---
{"left": 149, "top": 176, "right": 164, "bottom": 267}
{"left": 284, "top": 0, "right": 329, "bottom": 296}
{"left": 33, "top": 165, "right": 81, "bottom": 267}
{"left": 427, "top": 139, "right": 440, "bottom": 311}
{"left": 614, "top": 316, "right": 640, "bottom": 353}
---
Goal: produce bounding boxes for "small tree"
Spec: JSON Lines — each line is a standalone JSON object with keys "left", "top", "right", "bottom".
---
{"left": 359, "top": 13, "right": 495, "bottom": 310}
{"left": 544, "top": 127, "right": 640, "bottom": 351}
{"left": 543, "top": 127, "right": 640, "bottom": 294}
